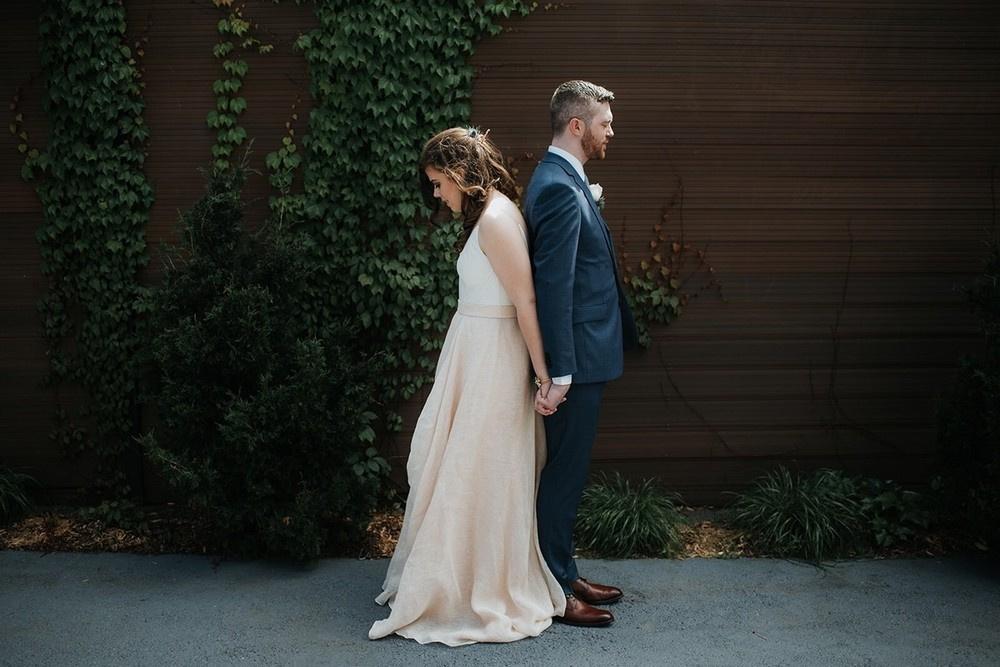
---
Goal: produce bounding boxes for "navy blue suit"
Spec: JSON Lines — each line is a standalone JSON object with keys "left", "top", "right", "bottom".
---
{"left": 523, "top": 151, "right": 636, "bottom": 592}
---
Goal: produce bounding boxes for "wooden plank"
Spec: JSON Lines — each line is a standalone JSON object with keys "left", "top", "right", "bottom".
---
{"left": 618, "top": 240, "right": 989, "bottom": 273}
{"left": 603, "top": 209, "right": 994, "bottom": 243}
{"left": 486, "top": 112, "right": 1000, "bottom": 148}
{"left": 590, "top": 426, "right": 938, "bottom": 459}
{"left": 635, "top": 303, "right": 980, "bottom": 336}
{"left": 604, "top": 367, "right": 961, "bottom": 399}
{"left": 644, "top": 335, "right": 984, "bottom": 366}
{"left": 590, "top": 454, "right": 939, "bottom": 505}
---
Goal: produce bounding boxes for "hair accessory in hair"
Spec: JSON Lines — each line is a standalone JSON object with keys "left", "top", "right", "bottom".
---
{"left": 467, "top": 127, "right": 491, "bottom": 142}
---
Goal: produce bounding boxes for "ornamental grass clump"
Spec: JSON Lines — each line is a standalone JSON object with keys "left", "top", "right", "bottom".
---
{"left": 0, "top": 467, "right": 35, "bottom": 525}
{"left": 728, "top": 466, "right": 864, "bottom": 562}
{"left": 575, "top": 472, "right": 686, "bottom": 558}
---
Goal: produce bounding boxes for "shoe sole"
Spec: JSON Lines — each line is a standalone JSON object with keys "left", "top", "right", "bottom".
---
{"left": 576, "top": 593, "right": 623, "bottom": 605}
{"left": 555, "top": 616, "right": 614, "bottom": 628}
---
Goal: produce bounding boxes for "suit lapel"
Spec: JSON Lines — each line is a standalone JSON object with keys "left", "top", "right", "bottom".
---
{"left": 543, "top": 154, "right": 603, "bottom": 220}
{"left": 542, "top": 154, "right": 617, "bottom": 261}
{"left": 541, "top": 153, "right": 629, "bottom": 312}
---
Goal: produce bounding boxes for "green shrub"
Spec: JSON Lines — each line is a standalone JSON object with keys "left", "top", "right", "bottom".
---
{"left": 575, "top": 472, "right": 686, "bottom": 558}
{"left": 855, "top": 477, "right": 931, "bottom": 548}
{"left": 728, "top": 467, "right": 865, "bottom": 561}
{"left": 937, "top": 237, "right": 1000, "bottom": 551}
{"left": 0, "top": 467, "right": 35, "bottom": 525}
{"left": 141, "top": 168, "right": 387, "bottom": 560}
{"left": 78, "top": 498, "right": 150, "bottom": 536}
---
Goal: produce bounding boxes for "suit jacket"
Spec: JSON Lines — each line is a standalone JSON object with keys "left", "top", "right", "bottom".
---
{"left": 522, "top": 152, "right": 637, "bottom": 384}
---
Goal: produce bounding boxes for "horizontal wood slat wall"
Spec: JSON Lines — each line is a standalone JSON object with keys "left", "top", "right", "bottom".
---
{"left": 465, "top": 0, "right": 996, "bottom": 502}
{"left": 1, "top": 1, "right": 995, "bottom": 504}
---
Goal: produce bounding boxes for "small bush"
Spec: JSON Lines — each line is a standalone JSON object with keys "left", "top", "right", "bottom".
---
{"left": 0, "top": 467, "right": 35, "bottom": 525}
{"left": 141, "top": 168, "right": 388, "bottom": 560}
{"left": 937, "top": 237, "right": 1000, "bottom": 551}
{"left": 78, "top": 498, "right": 150, "bottom": 536}
{"left": 856, "top": 477, "right": 930, "bottom": 548}
{"left": 575, "top": 472, "right": 686, "bottom": 558}
{"left": 727, "top": 467, "right": 864, "bottom": 561}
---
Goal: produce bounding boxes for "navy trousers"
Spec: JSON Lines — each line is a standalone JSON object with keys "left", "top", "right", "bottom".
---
{"left": 536, "top": 381, "right": 606, "bottom": 594}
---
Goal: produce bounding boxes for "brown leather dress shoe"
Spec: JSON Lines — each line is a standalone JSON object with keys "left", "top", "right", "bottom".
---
{"left": 570, "top": 577, "right": 623, "bottom": 605}
{"left": 557, "top": 595, "right": 614, "bottom": 627}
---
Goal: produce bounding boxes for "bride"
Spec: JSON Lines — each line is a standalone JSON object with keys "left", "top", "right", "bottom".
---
{"left": 368, "top": 127, "right": 566, "bottom": 645}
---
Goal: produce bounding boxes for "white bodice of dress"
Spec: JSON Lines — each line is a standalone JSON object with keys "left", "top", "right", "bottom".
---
{"left": 456, "top": 223, "right": 528, "bottom": 307}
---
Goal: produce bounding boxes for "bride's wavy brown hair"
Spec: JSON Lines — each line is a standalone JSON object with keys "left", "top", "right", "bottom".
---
{"left": 419, "top": 127, "right": 518, "bottom": 246}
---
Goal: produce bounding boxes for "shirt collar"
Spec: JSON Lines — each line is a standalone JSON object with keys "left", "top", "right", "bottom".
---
{"left": 547, "top": 145, "right": 587, "bottom": 184}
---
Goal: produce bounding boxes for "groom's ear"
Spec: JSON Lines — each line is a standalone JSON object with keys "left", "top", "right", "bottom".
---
{"left": 567, "top": 117, "right": 585, "bottom": 138}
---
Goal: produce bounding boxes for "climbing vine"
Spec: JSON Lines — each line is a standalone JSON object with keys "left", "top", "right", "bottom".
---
{"left": 620, "top": 177, "right": 725, "bottom": 346}
{"left": 17, "top": 0, "right": 153, "bottom": 497}
{"left": 207, "top": 0, "right": 272, "bottom": 173}
{"left": 265, "top": 93, "right": 304, "bottom": 226}
{"left": 269, "top": 1, "right": 534, "bottom": 409}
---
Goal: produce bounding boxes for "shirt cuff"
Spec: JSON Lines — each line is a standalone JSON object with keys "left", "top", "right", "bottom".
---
{"left": 552, "top": 375, "right": 572, "bottom": 385}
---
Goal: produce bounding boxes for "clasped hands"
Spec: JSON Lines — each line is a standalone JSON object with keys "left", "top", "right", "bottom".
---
{"left": 534, "top": 380, "right": 569, "bottom": 416}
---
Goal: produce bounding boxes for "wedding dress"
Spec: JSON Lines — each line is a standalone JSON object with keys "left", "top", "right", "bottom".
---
{"left": 369, "top": 221, "right": 565, "bottom": 646}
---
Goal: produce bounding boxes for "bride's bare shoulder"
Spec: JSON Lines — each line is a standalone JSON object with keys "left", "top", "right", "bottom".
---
{"left": 479, "top": 192, "right": 525, "bottom": 234}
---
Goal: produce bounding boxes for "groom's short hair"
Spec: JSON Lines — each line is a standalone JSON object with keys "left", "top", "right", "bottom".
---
{"left": 550, "top": 80, "right": 615, "bottom": 135}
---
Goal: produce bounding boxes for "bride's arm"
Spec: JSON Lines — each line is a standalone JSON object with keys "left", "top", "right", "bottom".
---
{"left": 477, "top": 204, "right": 551, "bottom": 386}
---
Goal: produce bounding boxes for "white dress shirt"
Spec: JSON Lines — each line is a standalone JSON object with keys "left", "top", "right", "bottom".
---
{"left": 547, "top": 145, "right": 587, "bottom": 183}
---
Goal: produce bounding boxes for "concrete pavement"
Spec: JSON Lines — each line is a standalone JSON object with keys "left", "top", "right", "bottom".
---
{"left": 2, "top": 551, "right": 999, "bottom": 666}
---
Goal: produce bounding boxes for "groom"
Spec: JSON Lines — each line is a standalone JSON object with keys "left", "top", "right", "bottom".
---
{"left": 524, "top": 80, "right": 638, "bottom": 627}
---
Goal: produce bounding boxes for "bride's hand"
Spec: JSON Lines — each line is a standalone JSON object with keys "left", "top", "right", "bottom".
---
{"left": 534, "top": 389, "right": 555, "bottom": 415}
{"left": 534, "top": 386, "right": 566, "bottom": 415}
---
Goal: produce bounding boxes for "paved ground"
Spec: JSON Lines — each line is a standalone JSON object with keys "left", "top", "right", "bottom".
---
{"left": 2, "top": 551, "right": 999, "bottom": 666}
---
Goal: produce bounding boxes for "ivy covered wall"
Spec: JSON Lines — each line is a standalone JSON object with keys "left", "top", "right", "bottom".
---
{"left": 15, "top": 0, "right": 153, "bottom": 498}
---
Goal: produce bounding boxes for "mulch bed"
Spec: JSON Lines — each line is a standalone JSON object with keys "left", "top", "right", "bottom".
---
{"left": 0, "top": 505, "right": 212, "bottom": 556}
{"left": 1, "top": 504, "right": 977, "bottom": 561}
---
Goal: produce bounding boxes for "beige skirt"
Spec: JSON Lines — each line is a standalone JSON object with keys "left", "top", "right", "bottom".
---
{"left": 369, "top": 302, "right": 566, "bottom": 646}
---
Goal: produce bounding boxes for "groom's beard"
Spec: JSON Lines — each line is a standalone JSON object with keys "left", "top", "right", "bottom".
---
{"left": 582, "top": 127, "right": 608, "bottom": 160}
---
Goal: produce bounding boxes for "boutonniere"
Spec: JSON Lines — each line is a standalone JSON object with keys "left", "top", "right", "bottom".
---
{"left": 588, "top": 182, "right": 606, "bottom": 211}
